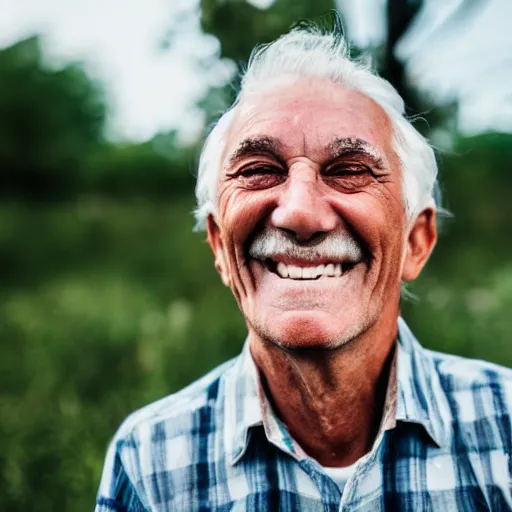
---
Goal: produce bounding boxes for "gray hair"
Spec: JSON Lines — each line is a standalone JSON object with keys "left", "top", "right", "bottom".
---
{"left": 194, "top": 23, "right": 439, "bottom": 231}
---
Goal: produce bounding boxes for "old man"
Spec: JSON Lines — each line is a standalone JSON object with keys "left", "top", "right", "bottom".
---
{"left": 96, "top": 24, "right": 512, "bottom": 511}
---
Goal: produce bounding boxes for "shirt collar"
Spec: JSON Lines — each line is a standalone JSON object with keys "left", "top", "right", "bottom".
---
{"left": 395, "top": 317, "right": 450, "bottom": 447}
{"left": 224, "top": 341, "right": 263, "bottom": 465}
{"left": 225, "top": 318, "right": 450, "bottom": 464}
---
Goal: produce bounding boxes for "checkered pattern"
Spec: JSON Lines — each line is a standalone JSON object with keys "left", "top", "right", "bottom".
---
{"left": 95, "top": 319, "right": 512, "bottom": 511}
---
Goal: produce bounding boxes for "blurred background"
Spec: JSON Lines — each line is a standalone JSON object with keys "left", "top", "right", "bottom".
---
{"left": 0, "top": 0, "right": 511, "bottom": 510}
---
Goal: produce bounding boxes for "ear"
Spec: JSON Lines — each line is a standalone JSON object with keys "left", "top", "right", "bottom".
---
{"left": 206, "top": 214, "right": 230, "bottom": 287}
{"left": 401, "top": 208, "right": 437, "bottom": 282}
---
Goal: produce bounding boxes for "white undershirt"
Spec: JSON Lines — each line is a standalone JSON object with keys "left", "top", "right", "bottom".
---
{"left": 321, "top": 460, "right": 359, "bottom": 494}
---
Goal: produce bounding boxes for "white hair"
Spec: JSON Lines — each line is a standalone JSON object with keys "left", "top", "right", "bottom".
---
{"left": 194, "top": 24, "right": 440, "bottom": 231}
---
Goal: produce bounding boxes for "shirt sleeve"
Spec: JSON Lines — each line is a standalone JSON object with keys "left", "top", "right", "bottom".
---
{"left": 95, "top": 433, "right": 147, "bottom": 512}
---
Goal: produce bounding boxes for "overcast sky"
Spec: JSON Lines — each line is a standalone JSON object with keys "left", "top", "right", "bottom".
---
{"left": 1, "top": 0, "right": 511, "bottom": 142}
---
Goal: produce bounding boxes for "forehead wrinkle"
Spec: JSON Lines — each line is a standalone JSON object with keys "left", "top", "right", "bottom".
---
{"left": 328, "top": 137, "right": 387, "bottom": 170}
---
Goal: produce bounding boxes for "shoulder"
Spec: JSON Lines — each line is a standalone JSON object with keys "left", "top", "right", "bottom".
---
{"left": 426, "top": 348, "right": 512, "bottom": 429}
{"left": 117, "top": 357, "right": 235, "bottom": 439}
{"left": 96, "top": 358, "right": 238, "bottom": 509}
{"left": 427, "top": 348, "right": 512, "bottom": 392}
{"left": 109, "top": 357, "right": 237, "bottom": 471}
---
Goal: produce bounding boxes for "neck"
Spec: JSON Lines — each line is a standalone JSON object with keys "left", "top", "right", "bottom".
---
{"left": 249, "top": 315, "right": 398, "bottom": 467}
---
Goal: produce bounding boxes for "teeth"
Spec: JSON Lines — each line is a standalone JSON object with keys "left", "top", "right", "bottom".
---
{"left": 288, "top": 266, "right": 302, "bottom": 279}
{"left": 277, "top": 262, "right": 288, "bottom": 278}
{"left": 302, "top": 267, "right": 315, "bottom": 279}
{"left": 274, "top": 262, "right": 344, "bottom": 280}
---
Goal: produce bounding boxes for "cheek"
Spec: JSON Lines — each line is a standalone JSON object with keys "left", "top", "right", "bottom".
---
{"left": 363, "top": 191, "right": 408, "bottom": 283}
{"left": 334, "top": 186, "right": 405, "bottom": 247}
{"left": 327, "top": 184, "right": 407, "bottom": 290}
{"left": 217, "top": 185, "right": 278, "bottom": 243}
{"left": 215, "top": 187, "right": 278, "bottom": 310}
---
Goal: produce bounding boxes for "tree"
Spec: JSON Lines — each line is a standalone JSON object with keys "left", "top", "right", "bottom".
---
{"left": 0, "top": 36, "right": 106, "bottom": 198}
{"left": 198, "top": 0, "right": 336, "bottom": 120}
{"left": 201, "top": 0, "right": 336, "bottom": 63}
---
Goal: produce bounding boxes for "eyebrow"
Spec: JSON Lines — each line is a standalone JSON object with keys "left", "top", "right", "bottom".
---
{"left": 226, "top": 135, "right": 387, "bottom": 171}
{"left": 227, "top": 136, "right": 283, "bottom": 168}
{"left": 328, "top": 137, "right": 386, "bottom": 171}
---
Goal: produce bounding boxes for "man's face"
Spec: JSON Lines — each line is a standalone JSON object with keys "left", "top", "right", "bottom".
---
{"left": 207, "top": 77, "right": 433, "bottom": 350}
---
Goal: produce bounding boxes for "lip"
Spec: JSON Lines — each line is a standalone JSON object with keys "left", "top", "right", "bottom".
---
{"left": 249, "top": 256, "right": 364, "bottom": 279}
{"left": 256, "top": 255, "right": 358, "bottom": 267}
{"left": 251, "top": 256, "right": 361, "bottom": 274}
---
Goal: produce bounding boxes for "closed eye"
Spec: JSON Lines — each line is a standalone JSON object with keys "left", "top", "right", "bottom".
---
{"left": 323, "top": 164, "right": 374, "bottom": 177}
{"left": 239, "top": 166, "right": 284, "bottom": 177}
{"left": 233, "top": 165, "right": 287, "bottom": 190}
{"left": 322, "top": 164, "right": 375, "bottom": 192}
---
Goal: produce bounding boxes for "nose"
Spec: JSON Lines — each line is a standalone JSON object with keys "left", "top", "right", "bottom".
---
{"left": 270, "top": 171, "right": 340, "bottom": 242}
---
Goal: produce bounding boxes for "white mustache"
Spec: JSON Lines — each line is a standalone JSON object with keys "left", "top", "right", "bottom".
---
{"left": 248, "top": 227, "right": 364, "bottom": 263}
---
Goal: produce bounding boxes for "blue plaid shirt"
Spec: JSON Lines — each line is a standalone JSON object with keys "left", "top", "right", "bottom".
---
{"left": 95, "top": 319, "right": 512, "bottom": 511}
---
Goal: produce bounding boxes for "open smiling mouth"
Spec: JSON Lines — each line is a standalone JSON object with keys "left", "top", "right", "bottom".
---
{"left": 256, "top": 258, "right": 359, "bottom": 280}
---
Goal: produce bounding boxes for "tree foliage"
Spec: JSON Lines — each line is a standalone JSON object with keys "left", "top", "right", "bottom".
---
{"left": 201, "top": 0, "right": 336, "bottom": 63}
{"left": 0, "top": 37, "right": 105, "bottom": 198}
{"left": 0, "top": 37, "right": 196, "bottom": 200}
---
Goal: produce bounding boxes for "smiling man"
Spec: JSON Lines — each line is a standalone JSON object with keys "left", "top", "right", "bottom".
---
{"left": 96, "top": 25, "right": 512, "bottom": 511}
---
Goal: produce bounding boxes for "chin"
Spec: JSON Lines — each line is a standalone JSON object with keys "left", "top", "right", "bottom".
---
{"left": 253, "top": 310, "right": 365, "bottom": 351}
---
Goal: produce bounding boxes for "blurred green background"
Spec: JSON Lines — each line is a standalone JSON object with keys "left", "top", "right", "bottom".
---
{"left": 1, "top": 0, "right": 511, "bottom": 510}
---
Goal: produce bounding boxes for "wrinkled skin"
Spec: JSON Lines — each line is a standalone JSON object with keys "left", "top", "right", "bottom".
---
{"left": 207, "top": 76, "right": 436, "bottom": 351}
